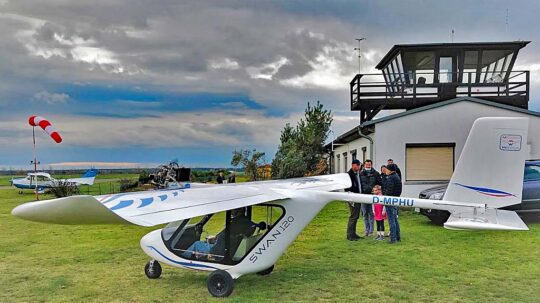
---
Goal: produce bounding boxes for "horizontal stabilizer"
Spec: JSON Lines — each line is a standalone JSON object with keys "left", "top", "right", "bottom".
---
{"left": 444, "top": 209, "right": 529, "bottom": 231}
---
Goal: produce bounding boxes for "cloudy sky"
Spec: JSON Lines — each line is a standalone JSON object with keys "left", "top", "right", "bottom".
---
{"left": 1, "top": 0, "right": 539, "bottom": 169}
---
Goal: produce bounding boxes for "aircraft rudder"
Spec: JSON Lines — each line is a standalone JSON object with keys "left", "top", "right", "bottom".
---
{"left": 444, "top": 117, "right": 528, "bottom": 208}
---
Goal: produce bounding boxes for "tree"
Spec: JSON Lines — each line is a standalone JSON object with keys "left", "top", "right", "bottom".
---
{"left": 272, "top": 101, "right": 333, "bottom": 179}
{"left": 231, "top": 149, "right": 266, "bottom": 181}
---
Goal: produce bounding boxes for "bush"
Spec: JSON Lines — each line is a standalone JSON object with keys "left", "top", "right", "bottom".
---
{"left": 119, "top": 178, "right": 139, "bottom": 192}
{"left": 47, "top": 181, "right": 81, "bottom": 198}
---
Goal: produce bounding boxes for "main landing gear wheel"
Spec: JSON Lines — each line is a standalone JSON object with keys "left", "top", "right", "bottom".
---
{"left": 144, "top": 260, "right": 162, "bottom": 279}
{"left": 207, "top": 270, "right": 234, "bottom": 297}
{"left": 256, "top": 265, "right": 274, "bottom": 276}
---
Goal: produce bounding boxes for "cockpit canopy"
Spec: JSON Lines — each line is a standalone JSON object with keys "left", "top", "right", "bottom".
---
{"left": 162, "top": 205, "right": 284, "bottom": 265}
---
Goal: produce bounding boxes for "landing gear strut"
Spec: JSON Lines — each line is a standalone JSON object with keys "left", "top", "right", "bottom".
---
{"left": 207, "top": 270, "right": 234, "bottom": 297}
{"left": 144, "top": 260, "right": 162, "bottom": 279}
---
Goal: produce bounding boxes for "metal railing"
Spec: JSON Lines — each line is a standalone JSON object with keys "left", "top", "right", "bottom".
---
{"left": 351, "top": 70, "right": 529, "bottom": 109}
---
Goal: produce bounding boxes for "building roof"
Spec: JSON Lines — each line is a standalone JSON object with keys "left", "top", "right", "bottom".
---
{"left": 376, "top": 41, "right": 530, "bottom": 69}
{"left": 327, "top": 97, "right": 540, "bottom": 149}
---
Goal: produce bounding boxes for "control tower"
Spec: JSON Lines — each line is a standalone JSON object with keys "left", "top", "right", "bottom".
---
{"left": 351, "top": 41, "right": 530, "bottom": 123}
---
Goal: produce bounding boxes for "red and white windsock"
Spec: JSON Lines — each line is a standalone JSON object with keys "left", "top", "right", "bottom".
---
{"left": 28, "top": 115, "right": 62, "bottom": 143}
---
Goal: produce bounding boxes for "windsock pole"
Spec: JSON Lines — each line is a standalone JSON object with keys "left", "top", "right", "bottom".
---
{"left": 28, "top": 115, "right": 63, "bottom": 200}
{"left": 32, "top": 126, "right": 39, "bottom": 200}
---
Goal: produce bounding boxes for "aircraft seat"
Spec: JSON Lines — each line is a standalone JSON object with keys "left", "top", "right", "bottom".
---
{"left": 232, "top": 234, "right": 264, "bottom": 261}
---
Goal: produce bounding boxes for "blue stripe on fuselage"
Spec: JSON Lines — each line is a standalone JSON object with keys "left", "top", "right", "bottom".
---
{"left": 146, "top": 246, "right": 218, "bottom": 270}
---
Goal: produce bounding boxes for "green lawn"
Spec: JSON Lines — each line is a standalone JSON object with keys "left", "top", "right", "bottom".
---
{"left": 0, "top": 187, "right": 539, "bottom": 302}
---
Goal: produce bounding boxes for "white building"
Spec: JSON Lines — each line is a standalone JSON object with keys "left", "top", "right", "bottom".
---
{"left": 328, "top": 97, "right": 540, "bottom": 197}
{"left": 330, "top": 41, "right": 538, "bottom": 197}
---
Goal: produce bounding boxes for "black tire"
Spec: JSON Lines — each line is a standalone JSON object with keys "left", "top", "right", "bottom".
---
{"left": 144, "top": 260, "right": 162, "bottom": 279}
{"left": 256, "top": 265, "right": 274, "bottom": 276}
{"left": 207, "top": 270, "right": 234, "bottom": 297}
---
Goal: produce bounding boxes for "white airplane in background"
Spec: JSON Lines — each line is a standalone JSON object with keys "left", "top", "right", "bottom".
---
{"left": 10, "top": 169, "right": 98, "bottom": 193}
{"left": 12, "top": 118, "right": 530, "bottom": 297}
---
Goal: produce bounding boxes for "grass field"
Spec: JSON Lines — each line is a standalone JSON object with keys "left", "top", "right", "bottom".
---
{"left": 1, "top": 186, "right": 539, "bottom": 302}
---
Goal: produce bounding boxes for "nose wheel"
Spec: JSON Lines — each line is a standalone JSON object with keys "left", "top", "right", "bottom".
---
{"left": 144, "top": 260, "right": 162, "bottom": 279}
{"left": 207, "top": 270, "right": 234, "bottom": 297}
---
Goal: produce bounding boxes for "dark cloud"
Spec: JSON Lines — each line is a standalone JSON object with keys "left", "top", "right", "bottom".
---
{"left": 0, "top": 0, "right": 539, "bottom": 162}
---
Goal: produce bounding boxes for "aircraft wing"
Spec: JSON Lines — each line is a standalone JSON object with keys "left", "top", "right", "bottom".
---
{"left": 12, "top": 173, "right": 351, "bottom": 226}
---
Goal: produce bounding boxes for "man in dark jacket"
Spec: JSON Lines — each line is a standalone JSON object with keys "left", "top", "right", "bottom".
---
{"left": 359, "top": 160, "right": 382, "bottom": 237}
{"left": 216, "top": 171, "right": 225, "bottom": 184}
{"left": 387, "top": 159, "right": 402, "bottom": 180}
{"left": 228, "top": 171, "right": 236, "bottom": 183}
{"left": 345, "top": 159, "right": 362, "bottom": 241}
{"left": 380, "top": 165, "right": 388, "bottom": 184}
{"left": 382, "top": 163, "right": 402, "bottom": 244}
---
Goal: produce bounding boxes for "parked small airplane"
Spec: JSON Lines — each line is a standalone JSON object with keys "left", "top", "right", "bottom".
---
{"left": 11, "top": 169, "right": 98, "bottom": 193}
{"left": 12, "top": 118, "right": 530, "bottom": 297}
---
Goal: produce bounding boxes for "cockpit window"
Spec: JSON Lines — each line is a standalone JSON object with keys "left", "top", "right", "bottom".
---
{"left": 162, "top": 220, "right": 186, "bottom": 241}
{"left": 162, "top": 205, "right": 284, "bottom": 265}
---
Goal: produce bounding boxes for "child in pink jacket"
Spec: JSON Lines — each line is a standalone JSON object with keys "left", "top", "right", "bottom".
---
{"left": 372, "top": 185, "right": 387, "bottom": 241}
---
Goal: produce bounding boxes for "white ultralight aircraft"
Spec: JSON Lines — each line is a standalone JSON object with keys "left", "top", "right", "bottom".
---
{"left": 11, "top": 169, "right": 98, "bottom": 193}
{"left": 12, "top": 117, "right": 530, "bottom": 297}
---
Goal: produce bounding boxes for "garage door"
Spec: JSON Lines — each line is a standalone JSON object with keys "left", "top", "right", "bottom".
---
{"left": 406, "top": 144, "right": 455, "bottom": 181}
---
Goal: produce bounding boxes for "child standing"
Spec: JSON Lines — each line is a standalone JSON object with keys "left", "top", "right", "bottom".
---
{"left": 372, "top": 185, "right": 386, "bottom": 241}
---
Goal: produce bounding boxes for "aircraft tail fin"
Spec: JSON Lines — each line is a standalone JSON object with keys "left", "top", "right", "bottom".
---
{"left": 82, "top": 169, "right": 98, "bottom": 178}
{"left": 64, "top": 169, "right": 98, "bottom": 185}
{"left": 443, "top": 117, "right": 528, "bottom": 209}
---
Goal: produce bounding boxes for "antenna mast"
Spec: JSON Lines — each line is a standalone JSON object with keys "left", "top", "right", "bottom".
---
{"left": 506, "top": 8, "right": 509, "bottom": 34}
{"left": 354, "top": 38, "right": 366, "bottom": 74}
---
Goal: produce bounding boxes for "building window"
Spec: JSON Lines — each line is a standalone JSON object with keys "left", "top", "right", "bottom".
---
{"left": 350, "top": 149, "right": 357, "bottom": 161}
{"left": 336, "top": 155, "right": 340, "bottom": 173}
{"left": 405, "top": 143, "right": 455, "bottom": 182}
{"left": 343, "top": 152, "right": 348, "bottom": 172}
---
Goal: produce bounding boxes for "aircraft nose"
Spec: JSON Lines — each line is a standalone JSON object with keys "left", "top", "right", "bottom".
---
{"left": 140, "top": 229, "right": 162, "bottom": 256}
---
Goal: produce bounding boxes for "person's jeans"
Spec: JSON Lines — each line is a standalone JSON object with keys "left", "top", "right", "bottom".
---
{"left": 361, "top": 203, "right": 374, "bottom": 235}
{"left": 182, "top": 241, "right": 213, "bottom": 258}
{"left": 386, "top": 206, "right": 400, "bottom": 242}
{"left": 347, "top": 202, "right": 361, "bottom": 237}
